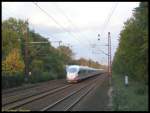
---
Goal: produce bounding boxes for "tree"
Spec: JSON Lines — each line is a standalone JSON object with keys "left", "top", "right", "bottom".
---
{"left": 2, "top": 18, "right": 28, "bottom": 62}
{"left": 57, "top": 45, "right": 74, "bottom": 65}
{"left": 112, "top": 2, "right": 148, "bottom": 84}
{"left": 2, "top": 48, "right": 25, "bottom": 75}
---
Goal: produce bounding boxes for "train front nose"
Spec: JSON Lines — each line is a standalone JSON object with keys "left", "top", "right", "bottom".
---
{"left": 66, "top": 66, "right": 78, "bottom": 82}
{"left": 67, "top": 73, "right": 77, "bottom": 81}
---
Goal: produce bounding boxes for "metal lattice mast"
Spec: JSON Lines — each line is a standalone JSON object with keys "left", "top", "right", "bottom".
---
{"left": 108, "top": 32, "right": 112, "bottom": 85}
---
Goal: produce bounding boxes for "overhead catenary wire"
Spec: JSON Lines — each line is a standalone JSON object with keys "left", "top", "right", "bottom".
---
{"left": 93, "top": 3, "right": 118, "bottom": 62}
{"left": 89, "top": 3, "right": 118, "bottom": 63}
{"left": 52, "top": 2, "right": 94, "bottom": 60}
{"left": 33, "top": 2, "right": 118, "bottom": 64}
{"left": 3, "top": 5, "right": 59, "bottom": 44}
{"left": 2, "top": 2, "right": 119, "bottom": 64}
{"left": 100, "top": 2, "right": 118, "bottom": 38}
{"left": 33, "top": 2, "right": 69, "bottom": 34}
{"left": 52, "top": 2, "right": 93, "bottom": 47}
{"left": 33, "top": 2, "right": 89, "bottom": 49}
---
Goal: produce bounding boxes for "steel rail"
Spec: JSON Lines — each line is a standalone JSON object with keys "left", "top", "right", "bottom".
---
{"left": 2, "top": 79, "right": 64, "bottom": 95}
{"left": 40, "top": 84, "right": 87, "bottom": 111}
{"left": 2, "top": 83, "right": 68, "bottom": 106}
{"left": 64, "top": 83, "right": 96, "bottom": 111}
{"left": 41, "top": 77, "right": 98, "bottom": 111}
{"left": 64, "top": 75, "right": 104, "bottom": 111}
{"left": 2, "top": 84, "right": 72, "bottom": 111}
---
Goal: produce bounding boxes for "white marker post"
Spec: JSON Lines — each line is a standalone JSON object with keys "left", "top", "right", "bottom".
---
{"left": 125, "top": 75, "right": 128, "bottom": 87}
{"left": 29, "top": 72, "right": 32, "bottom": 76}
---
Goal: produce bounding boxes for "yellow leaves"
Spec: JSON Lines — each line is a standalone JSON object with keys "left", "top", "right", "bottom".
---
{"left": 2, "top": 48, "right": 25, "bottom": 75}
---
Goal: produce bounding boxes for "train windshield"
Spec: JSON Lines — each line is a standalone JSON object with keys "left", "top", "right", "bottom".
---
{"left": 68, "top": 68, "right": 77, "bottom": 73}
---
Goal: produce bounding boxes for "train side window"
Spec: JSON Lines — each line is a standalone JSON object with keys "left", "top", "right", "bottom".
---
{"left": 85, "top": 70, "right": 88, "bottom": 73}
{"left": 78, "top": 70, "right": 83, "bottom": 74}
{"left": 83, "top": 70, "right": 86, "bottom": 74}
{"left": 78, "top": 69, "right": 86, "bottom": 74}
{"left": 85, "top": 70, "right": 88, "bottom": 74}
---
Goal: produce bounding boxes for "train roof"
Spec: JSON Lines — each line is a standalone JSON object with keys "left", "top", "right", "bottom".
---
{"left": 66, "top": 65, "right": 103, "bottom": 70}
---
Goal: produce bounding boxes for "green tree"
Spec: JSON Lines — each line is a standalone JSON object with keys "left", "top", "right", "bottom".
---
{"left": 112, "top": 2, "right": 148, "bottom": 84}
{"left": 57, "top": 45, "right": 74, "bottom": 65}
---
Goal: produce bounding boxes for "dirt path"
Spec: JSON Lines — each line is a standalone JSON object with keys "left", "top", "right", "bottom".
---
{"left": 71, "top": 74, "right": 111, "bottom": 111}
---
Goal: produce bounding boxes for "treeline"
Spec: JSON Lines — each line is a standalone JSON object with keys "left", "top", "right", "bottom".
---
{"left": 112, "top": 2, "right": 148, "bottom": 84}
{"left": 2, "top": 17, "right": 104, "bottom": 89}
{"left": 72, "top": 58, "right": 107, "bottom": 69}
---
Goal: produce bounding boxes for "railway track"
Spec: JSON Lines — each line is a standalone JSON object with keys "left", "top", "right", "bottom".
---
{"left": 41, "top": 78, "right": 99, "bottom": 111}
{"left": 2, "top": 79, "right": 68, "bottom": 105}
{"left": 2, "top": 74, "right": 105, "bottom": 111}
{"left": 2, "top": 82, "right": 70, "bottom": 106}
{"left": 2, "top": 83, "right": 73, "bottom": 111}
{"left": 2, "top": 79, "right": 66, "bottom": 96}
{"left": 64, "top": 83, "right": 96, "bottom": 111}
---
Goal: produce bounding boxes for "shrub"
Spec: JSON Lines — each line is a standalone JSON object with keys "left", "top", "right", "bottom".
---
{"left": 2, "top": 72, "right": 24, "bottom": 89}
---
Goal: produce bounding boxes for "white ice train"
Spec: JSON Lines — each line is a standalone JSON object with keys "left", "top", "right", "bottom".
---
{"left": 66, "top": 65, "right": 104, "bottom": 83}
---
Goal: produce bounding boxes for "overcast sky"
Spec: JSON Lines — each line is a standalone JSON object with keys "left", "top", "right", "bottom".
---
{"left": 2, "top": 2, "right": 140, "bottom": 65}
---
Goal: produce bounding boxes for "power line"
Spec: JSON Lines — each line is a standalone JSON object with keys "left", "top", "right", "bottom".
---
{"left": 53, "top": 3, "right": 92, "bottom": 47}
{"left": 100, "top": 3, "right": 118, "bottom": 37}
{"left": 33, "top": 2, "right": 89, "bottom": 49}
{"left": 52, "top": 3, "right": 97, "bottom": 61}
{"left": 94, "top": 3, "right": 118, "bottom": 66}
{"left": 33, "top": 2, "right": 68, "bottom": 34}
{"left": 3, "top": 5, "right": 58, "bottom": 44}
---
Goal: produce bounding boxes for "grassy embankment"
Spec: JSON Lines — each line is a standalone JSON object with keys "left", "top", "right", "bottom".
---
{"left": 112, "top": 72, "right": 148, "bottom": 111}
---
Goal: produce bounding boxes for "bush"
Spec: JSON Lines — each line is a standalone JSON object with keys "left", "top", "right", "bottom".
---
{"left": 28, "top": 71, "right": 58, "bottom": 83}
{"left": 2, "top": 70, "right": 66, "bottom": 89}
{"left": 41, "top": 72, "right": 52, "bottom": 81}
{"left": 2, "top": 72, "right": 24, "bottom": 89}
{"left": 112, "top": 72, "right": 148, "bottom": 111}
{"left": 134, "top": 85, "right": 147, "bottom": 95}
{"left": 28, "top": 71, "right": 42, "bottom": 83}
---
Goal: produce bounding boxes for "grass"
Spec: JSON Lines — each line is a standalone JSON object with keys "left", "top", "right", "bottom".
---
{"left": 112, "top": 72, "right": 148, "bottom": 111}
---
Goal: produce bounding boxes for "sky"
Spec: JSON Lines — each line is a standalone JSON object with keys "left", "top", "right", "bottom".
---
{"left": 2, "top": 2, "right": 140, "bottom": 65}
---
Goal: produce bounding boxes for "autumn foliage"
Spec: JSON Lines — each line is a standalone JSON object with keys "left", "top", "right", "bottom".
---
{"left": 2, "top": 18, "right": 105, "bottom": 89}
{"left": 2, "top": 48, "right": 25, "bottom": 74}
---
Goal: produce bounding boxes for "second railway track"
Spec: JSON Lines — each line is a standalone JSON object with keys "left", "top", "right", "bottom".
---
{"left": 41, "top": 76, "right": 100, "bottom": 111}
{"left": 2, "top": 82, "right": 69, "bottom": 106}
{"left": 2, "top": 79, "right": 66, "bottom": 95}
{"left": 2, "top": 84, "right": 72, "bottom": 110}
{"left": 2, "top": 74, "right": 106, "bottom": 111}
